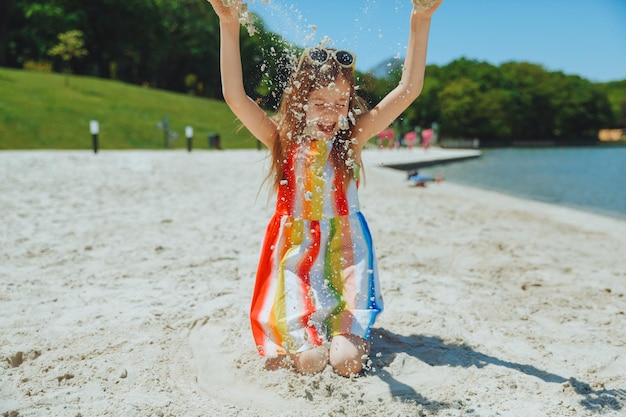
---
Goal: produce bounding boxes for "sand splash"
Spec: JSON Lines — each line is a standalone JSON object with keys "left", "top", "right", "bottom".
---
{"left": 217, "top": 0, "right": 270, "bottom": 35}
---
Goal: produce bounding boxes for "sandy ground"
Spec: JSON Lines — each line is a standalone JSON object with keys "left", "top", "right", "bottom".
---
{"left": 1, "top": 149, "right": 625, "bottom": 417}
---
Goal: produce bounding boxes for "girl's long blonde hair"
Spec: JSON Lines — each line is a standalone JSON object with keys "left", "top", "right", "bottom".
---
{"left": 267, "top": 50, "right": 368, "bottom": 191}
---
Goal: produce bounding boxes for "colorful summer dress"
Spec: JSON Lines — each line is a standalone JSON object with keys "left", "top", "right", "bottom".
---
{"left": 250, "top": 138, "right": 384, "bottom": 357}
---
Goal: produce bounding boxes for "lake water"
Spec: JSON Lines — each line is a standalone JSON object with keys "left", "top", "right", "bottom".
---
{"left": 421, "top": 146, "right": 626, "bottom": 220}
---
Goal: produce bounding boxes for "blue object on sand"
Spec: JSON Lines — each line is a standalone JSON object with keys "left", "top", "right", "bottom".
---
{"left": 408, "top": 174, "right": 433, "bottom": 183}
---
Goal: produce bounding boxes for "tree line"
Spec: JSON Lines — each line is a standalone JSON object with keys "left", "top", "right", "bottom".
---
{"left": 2, "top": 0, "right": 623, "bottom": 145}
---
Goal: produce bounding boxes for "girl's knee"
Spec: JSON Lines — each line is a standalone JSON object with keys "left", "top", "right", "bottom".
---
{"left": 293, "top": 345, "right": 329, "bottom": 375}
{"left": 265, "top": 355, "right": 291, "bottom": 371}
{"left": 329, "top": 334, "right": 370, "bottom": 377}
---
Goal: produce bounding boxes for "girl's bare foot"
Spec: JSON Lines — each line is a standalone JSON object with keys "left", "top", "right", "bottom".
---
{"left": 293, "top": 345, "right": 329, "bottom": 375}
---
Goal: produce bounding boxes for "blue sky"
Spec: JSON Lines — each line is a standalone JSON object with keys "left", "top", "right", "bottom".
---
{"left": 247, "top": 0, "right": 626, "bottom": 82}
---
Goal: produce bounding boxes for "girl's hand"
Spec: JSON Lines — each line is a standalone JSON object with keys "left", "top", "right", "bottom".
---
{"left": 412, "top": 0, "right": 443, "bottom": 18}
{"left": 206, "top": 0, "right": 240, "bottom": 23}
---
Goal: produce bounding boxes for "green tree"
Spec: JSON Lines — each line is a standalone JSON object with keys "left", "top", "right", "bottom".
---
{"left": 1, "top": 1, "right": 81, "bottom": 67}
{"left": 438, "top": 77, "right": 481, "bottom": 138}
{"left": 405, "top": 67, "right": 443, "bottom": 130}
{"left": 595, "top": 80, "right": 626, "bottom": 128}
{"left": 549, "top": 73, "right": 614, "bottom": 140}
{"left": 499, "top": 62, "right": 555, "bottom": 141}
{"left": 47, "top": 29, "right": 88, "bottom": 86}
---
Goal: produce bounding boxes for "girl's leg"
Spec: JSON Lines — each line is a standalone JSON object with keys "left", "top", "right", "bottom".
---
{"left": 293, "top": 345, "right": 329, "bottom": 375}
{"left": 329, "top": 334, "right": 370, "bottom": 377}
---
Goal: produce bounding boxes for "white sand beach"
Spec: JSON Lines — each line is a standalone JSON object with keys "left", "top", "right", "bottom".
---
{"left": 1, "top": 149, "right": 625, "bottom": 417}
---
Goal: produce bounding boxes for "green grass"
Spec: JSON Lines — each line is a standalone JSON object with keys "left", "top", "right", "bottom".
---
{"left": 0, "top": 67, "right": 259, "bottom": 150}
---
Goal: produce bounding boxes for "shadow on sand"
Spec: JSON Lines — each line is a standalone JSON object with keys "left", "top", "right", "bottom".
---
{"left": 368, "top": 328, "right": 625, "bottom": 414}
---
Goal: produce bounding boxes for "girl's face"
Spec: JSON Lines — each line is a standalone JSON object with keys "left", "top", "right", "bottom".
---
{"left": 305, "top": 76, "right": 351, "bottom": 141}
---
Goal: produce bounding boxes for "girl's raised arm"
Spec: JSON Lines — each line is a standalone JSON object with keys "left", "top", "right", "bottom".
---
{"left": 354, "top": 0, "right": 443, "bottom": 147}
{"left": 207, "top": 0, "right": 277, "bottom": 146}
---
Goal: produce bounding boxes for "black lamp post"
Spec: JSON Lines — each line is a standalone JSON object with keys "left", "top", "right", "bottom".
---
{"left": 185, "top": 126, "right": 193, "bottom": 152}
{"left": 90, "top": 120, "right": 99, "bottom": 153}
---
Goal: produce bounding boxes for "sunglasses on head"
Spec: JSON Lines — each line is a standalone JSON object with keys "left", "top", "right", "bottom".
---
{"left": 296, "top": 47, "right": 356, "bottom": 73}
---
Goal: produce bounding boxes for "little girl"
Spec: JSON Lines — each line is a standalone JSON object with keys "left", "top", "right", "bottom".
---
{"left": 207, "top": 0, "right": 442, "bottom": 377}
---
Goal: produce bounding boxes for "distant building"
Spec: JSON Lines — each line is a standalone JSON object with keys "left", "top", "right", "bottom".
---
{"left": 598, "top": 129, "right": 625, "bottom": 141}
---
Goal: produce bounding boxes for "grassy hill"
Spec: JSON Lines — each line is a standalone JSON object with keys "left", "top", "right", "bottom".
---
{"left": 0, "top": 67, "right": 259, "bottom": 150}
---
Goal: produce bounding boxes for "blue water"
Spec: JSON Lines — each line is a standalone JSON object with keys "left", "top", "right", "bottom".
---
{"left": 423, "top": 147, "right": 626, "bottom": 220}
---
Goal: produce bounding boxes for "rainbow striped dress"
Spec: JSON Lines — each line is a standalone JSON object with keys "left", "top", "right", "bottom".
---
{"left": 251, "top": 139, "right": 384, "bottom": 357}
